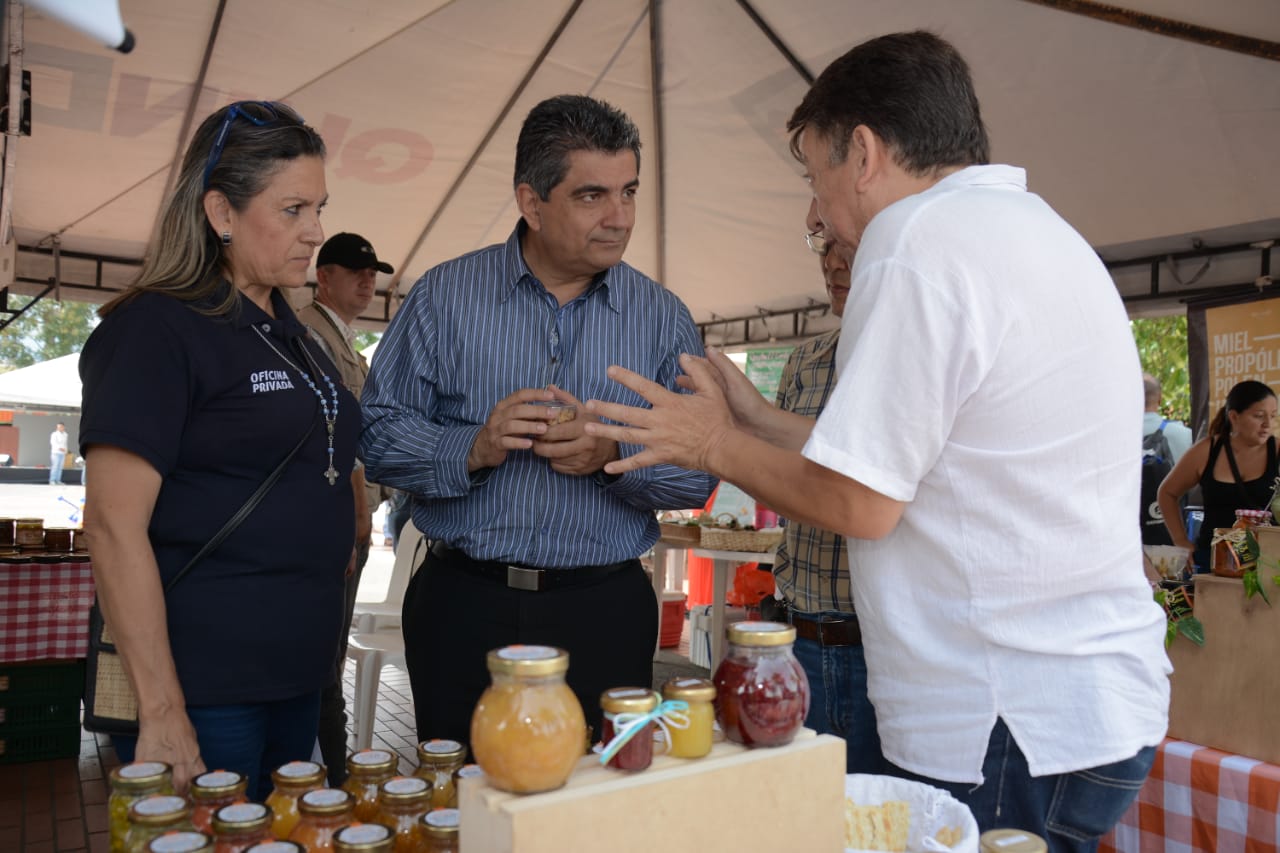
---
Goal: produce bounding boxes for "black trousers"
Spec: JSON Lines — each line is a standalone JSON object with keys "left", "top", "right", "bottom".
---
{"left": 401, "top": 548, "right": 657, "bottom": 748}
{"left": 317, "top": 538, "right": 369, "bottom": 785}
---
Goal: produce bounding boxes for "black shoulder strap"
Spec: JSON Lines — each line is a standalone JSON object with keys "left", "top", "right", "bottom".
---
{"left": 162, "top": 416, "right": 318, "bottom": 593}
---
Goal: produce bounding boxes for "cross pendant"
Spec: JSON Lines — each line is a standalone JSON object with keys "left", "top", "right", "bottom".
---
{"left": 324, "top": 465, "right": 339, "bottom": 486}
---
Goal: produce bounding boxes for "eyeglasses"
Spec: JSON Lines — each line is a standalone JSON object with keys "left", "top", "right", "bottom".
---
{"left": 202, "top": 101, "right": 287, "bottom": 190}
{"left": 805, "top": 229, "right": 830, "bottom": 256}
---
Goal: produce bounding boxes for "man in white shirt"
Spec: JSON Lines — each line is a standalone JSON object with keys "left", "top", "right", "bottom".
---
{"left": 586, "top": 31, "right": 1169, "bottom": 848}
{"left": 49, "top": 422, "right": 68, "bottom": 485}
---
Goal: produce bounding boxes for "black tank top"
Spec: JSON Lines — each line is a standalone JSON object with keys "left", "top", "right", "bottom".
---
{"left": 1196, "top": 435, "right": 1278, "bottom": 551}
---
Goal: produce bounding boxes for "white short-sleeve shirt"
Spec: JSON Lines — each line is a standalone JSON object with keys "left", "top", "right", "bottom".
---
{"left": 804, "top": 165, "right": 1170, "bottom": 783}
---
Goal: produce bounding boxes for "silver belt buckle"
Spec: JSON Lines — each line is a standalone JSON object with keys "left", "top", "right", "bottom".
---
{"left": 507, "top": 565, "right": 542, "bottom": 591}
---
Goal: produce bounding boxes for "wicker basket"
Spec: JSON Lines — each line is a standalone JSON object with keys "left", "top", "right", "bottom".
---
{"left": 699, "top": 525, "right": 783, "bottom": 553}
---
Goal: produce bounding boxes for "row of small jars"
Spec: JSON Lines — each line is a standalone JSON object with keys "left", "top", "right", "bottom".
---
{"left": 469, "top": 625, "right": 810, "bottom": 793}
{"left": 0, "top": 516, "right": 81, "bottom": 551}
{"left": 109, "top": 743, "right": 479, "bottom": 853}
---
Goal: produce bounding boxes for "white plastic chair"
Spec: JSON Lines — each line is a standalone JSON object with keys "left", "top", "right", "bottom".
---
{"left": 353, "top": 520, "right": 424, "bottom": 633}
{"left": 345, "top": 628, "right": 408, "bottom": 750}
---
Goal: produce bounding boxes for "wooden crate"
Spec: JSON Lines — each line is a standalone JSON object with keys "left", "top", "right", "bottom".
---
{"left": 458, "top": 730, "right": 845, "bottom": 852}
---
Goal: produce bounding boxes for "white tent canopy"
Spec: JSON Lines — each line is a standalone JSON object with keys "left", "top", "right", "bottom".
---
{"left": 0, "top": 352, "right": 81, "bottom": 410}
{"left": 7, "top": 0, "right": 1280, "bottom": 343}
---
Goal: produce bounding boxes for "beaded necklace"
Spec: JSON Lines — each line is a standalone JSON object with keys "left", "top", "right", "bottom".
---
{"left": 252, "top": 325, "right": 341, "bottom": 485}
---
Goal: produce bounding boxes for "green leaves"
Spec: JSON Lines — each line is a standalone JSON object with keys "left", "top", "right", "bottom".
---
{"left": 1158, "top": 583, "right": 1205, "bottom": 648}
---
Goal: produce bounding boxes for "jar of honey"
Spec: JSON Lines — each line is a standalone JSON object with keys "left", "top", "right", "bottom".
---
{"left": 599, "top": 688, "right": 658, "bottom": 771}
{"left": 332, "top": 823, "right": 394, "bottom": 853}
{"left": 419, "top": 809, "right": 459, "bottom": 853}
{"left": 210, "top": 802, "right": 272, "bottom": 853}
{"left": 0, "top": 518, "right": 15, "bottom": 548}
{"left": 44, "top": 526, "right": 74, "bottom": 552}
{"left": 264, "top": 761, "right": 325, "bottom": 839}
{"left": 1212, "top": 509, "right": 1273, "bottom": 578}
{"left": 288, "top": 789, "right": 354, "bottom": 853}
{"left": 108, "top": 762, "right": 174, "bottom": 853}
{"left": 412, "top": 740, "right": 465, "bottom": 809}
{"left": 342, "top": 749, "right": 398, "bottom": 821}
{"left": 660, "top": 677, "right": 716, "bottom": 758}
{"left": 713, "top": 622, "right": 810, "bottom": 747}
{"left": 374, "top": 776, "right": 432, "bottom": 851}
{"left": 146, "top": 832, "right": 213, "bottom": 853}
{"left": 451, "top": 764, "right": 484, "bottom": 794}
{"left": 470, "top": 645, "right": 586, "bottom": 793}
{"left": 124, "top": 795, "right": 193, "bottom": 853}
{"left": 15, "top": 518, "right": 44, "bottom": 550}
{"left": 189, "top": 771, "right": 247, "bottom": 835}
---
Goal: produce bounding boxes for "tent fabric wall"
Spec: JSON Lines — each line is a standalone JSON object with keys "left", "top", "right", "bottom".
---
{"left": 7, "top": 0, "right": 1280, "bottom": 334}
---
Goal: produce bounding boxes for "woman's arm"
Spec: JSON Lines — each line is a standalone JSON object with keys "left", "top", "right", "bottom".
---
{"left": 82, "top": 445, "right": 205, "bottom": 791}
{"left": 1157, "top": 437, "right": 1210, "bottom": 551}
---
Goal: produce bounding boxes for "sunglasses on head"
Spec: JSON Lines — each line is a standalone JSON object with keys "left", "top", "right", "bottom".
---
{"left": 202, "top": 100, "right": 295, "bottom": 190}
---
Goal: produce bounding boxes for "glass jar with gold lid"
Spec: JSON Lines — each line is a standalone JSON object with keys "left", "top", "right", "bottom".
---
{"left": 124, "top": 795, "right": 193, "bottom": 853}
{"left": 242, "top": 842, "right": 305, "bottom": 853}
{"left": 412, "top": 740, "right": 465, "bottom": 809}
{"left": 109, "top": 762, "right": 174, "bottom": 853}
{"left": 980, "top": 829, "right": 1047, "bottom": 853}
{"left": 210, "top": 802, "right": 272, "bottom": 852}
{"left": 342, "top": 749, "right": 398, "bottom": 821}
{"left": 288, "top": 788, "right": 354, "bottom": 853}
{"left": 600, "top": 688, "right": 659, "bottom": 771}
{"left": 713, "top": 622, "right": 810, "bottom": 748}
{"left": 419, "top": 809, "right": 459, "bottom": 853}
{"left": 15, "top": 518, "right": 43, "bottom": 550}
{"left": 189, "top": 770, "right": 247, "bottom": 835}
{"left": 332, "top": 823, "right": 394, "bottom": 853}
{"left": 661, "top": 677, "right": 717, "bottom": 758}
{"left": 470, "top": 645, "right": 585, "bottom": 794}
{"left": 264, "top": 761, "right": 325, "bottom": 839}
{"left": 145, "top": 831, "right": 212, "bottom": 853}
{"left": 374, "top": 776, "right": 432, "bottom": 852}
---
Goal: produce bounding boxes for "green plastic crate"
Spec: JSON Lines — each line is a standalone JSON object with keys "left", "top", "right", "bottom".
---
{"left": 0, "top": 660, "right": 84, "bottom": 763}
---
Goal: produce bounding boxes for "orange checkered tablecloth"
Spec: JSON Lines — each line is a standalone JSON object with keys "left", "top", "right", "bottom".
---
{"left": 0, "top": 558, "right": 95, "bottom": 663}
{"left": 1100, "top": 738, "right": 1280, "bottom": 853}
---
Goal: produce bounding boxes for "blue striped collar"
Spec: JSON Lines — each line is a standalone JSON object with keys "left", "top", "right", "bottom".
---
{"left": 500, "top": 221, "right": 622, "bottom": 314}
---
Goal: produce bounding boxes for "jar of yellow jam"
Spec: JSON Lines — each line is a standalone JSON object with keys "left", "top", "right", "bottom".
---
{"left": 470, "top": 645, "right": 586, "bottom": 794}
{"left": 108, "top": 762, "right": 174, "bottom": 853}
{"left": 374, "top": 776, "right": 432, "bottom": 852}
{"left": 332, "top": 823, "right": 394, "bottom": 853}
{"left": 342, "top": 749, "right": 398, "bottom": 822}
{"left": 189, "top": 770, "right": 247, "bottom": 835}
{"left": 419, "top": 809, "right": 459, "bottom": 853}
{"left": 288, "top": 789, "right": 354, "bottom": 853}
{"left": 210, "top": 802, "right": 272, "bottom": 853}
{"left": 264, "top": 761, "right": 325, "bottom": 839}
{"left": 661, "top": 677, "right": 716, "bottom": 758}
{"left": 412, "top": 740, "right": 465, "bottom": 809}
{"left": 124, "top": 795, "right": 193, "bottom": 853}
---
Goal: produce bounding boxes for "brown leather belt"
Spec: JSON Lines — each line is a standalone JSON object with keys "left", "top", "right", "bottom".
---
{"left": 790, "top": 612, "right": 862, "bottom": 647}
{"left": 430, "top": 541, "right": 636, "bottom": 592}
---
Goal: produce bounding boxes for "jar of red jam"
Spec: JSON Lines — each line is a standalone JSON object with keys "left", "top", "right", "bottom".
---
{"left": 342, "top": 749, "right": 398, "bottom": 822}
{"left": 713, "top": 622, "right": 810, "bottom": 747}
{"left": 599, "top": 688, "right": 658, "bottom": 771}
{"left": 412, "top": 740, "right": 465, "bottom": 809}
{"left": 210, "top": 802, "right": 272, "bottom": 853}
{"left": 470, "top": 645, "right": 586, "bottom": 793}
{"left": 190, "top": 771, "right": 247, "bottom": 835}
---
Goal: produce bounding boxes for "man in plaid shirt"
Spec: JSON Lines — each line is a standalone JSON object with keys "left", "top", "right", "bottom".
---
{"left": 770, "top": 222, "right": 884, "bottom": 773}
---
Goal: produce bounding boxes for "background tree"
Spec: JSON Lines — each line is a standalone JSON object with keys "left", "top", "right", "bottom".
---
{"left": 1132, "top": 314, "right": 1190, "bottom": 426}
{"left": 0, "top": 297, "right": 99, "bottom": 372}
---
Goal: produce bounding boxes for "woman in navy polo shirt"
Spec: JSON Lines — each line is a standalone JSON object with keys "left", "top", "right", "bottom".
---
{"left": 79, "top": 101, "right": 358, "bottom": 798}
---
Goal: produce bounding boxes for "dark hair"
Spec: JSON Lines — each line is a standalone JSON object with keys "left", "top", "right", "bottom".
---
{"left": 102, "top": 101, "right": 325, "bottom": 318}
{"left": 787, "top": 30, "right": 989, "bottom": 175}
{"left": 1209, "top": 380, "right": 1277, "bottom": 439}
{"left": 513, "top": 95, "right": 641, "bottom": 199}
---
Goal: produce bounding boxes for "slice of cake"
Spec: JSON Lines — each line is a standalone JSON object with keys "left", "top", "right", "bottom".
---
{"left": 844, "top": 799, "right": 910, "bottom": 851}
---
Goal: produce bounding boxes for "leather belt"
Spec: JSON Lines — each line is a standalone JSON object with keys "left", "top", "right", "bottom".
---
{"left": 430, "top": 541, "right": 636, "bottom": 592}
{"left": 789, "top": 611, "right": 862, "bottom": 647}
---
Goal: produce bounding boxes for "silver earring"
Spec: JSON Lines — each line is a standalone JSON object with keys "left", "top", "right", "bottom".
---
{"left": 221, "top": 231, "right": 232, "bottom": 246}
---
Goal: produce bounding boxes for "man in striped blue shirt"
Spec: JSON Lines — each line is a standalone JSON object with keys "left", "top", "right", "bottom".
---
{"left": 360, "top": 95, "right": 716, "bottom": 744}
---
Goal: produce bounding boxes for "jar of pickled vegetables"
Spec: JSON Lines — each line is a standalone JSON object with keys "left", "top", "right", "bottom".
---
{"left": 124, "top": 795, "right": 193, "bottom": 853}
{"left": 332, "top": 823, "right": 394, "bottom": 853}
{"left": 419, "top": 809, "right": 459, "bottom": 853}
{"left": 210, "top": 802, "right": 272, "bottom": 853}
{"left": 264, "top": 760, "right": 325, "bottom": 839}
{"left": 288, "top": 788, "right": 354, "bottom": 853}
{"left": 661, "top": 677, "right": 716, "bottom": 758}
{"left": 109, "top": 763, "right": 174, "bottom": 853}
{"left": 412, "top": 740, "right": 465, "bottom": 809}
{"left": 374, "top": 776, "right": 432, "bottom": 852}
{"left": 190, "top": 771, "right": 247, "bottom": 835}
{"left": 342, "top": 749, "right": 398, "bottom": 821}
{"left": 713, "top": 622, "right": 810, "bottom": 747}
{"left": 470, "top": 645, "right": 586, "bottom": 794}
{"left": 599, "top": 688, "right": 658, "bottom": 771}
{"left": 146, "top": 831, "right": 213, "bottom": 853}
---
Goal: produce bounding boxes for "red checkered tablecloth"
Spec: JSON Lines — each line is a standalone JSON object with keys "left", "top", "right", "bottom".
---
{"left": 0, "top": 559, "right": 95, "bottom": 662}
{"left": 1100, "top": 738, "right": 1280, "bottom": 853}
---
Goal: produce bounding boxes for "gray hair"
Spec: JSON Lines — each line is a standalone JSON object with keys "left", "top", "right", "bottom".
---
{"left": 514, "top": 95, "right": 641, "bottom": 199}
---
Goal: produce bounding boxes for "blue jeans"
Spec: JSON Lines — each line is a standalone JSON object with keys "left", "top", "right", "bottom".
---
{"left": 112, "top": 691, "right": 321, "bottom": 801}
{"left": 49, "top": 451, "right": 65, "bottom": 484}
{"left": 792, "top": 627, "right": 886, "bottom": 774}
{"left": 888, "top": 718, "right": 1155, "bottom": 852}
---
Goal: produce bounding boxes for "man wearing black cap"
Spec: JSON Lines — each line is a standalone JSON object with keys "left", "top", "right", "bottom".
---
{"left": 298, "top": 231, "right": 392, "bottom": 784}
